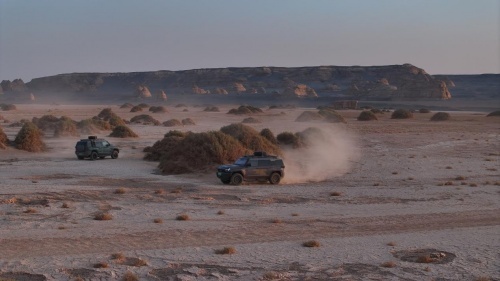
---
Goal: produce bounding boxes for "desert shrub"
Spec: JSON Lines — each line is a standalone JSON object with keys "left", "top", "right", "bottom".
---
{"left": 14, "top": 122, "right": 46, "bottom": 152}
{"left": 357, "top": 111, "right": 378, "bottom": 121}
{"left": 203, "top": 106, "right": 220, "bottom": 112}
{"left": 137, "top": 103, "right": 149, "bottom": 109}
{"left": 0, "top": 126, "right": 8, "bottom": 148}
{"left": 296, "top": 127, "right": 328, "bottom": 146}
{"left": 302, "top": 240, "right": 320, "bottom": 247}
{"left": 97, "top": 108, "right": 115, "bottom": 119}
{"left": 277, "top": 131, "right": 301, "bottom": 147}
{"left": 227, "top": 105, "right": 263, "bottom": 115}
{"left": 77, "top": 118, "right": 111, "bottom": 134}
{"left": 108, "top": 115, "right": 126, "bottom": 128}
{"left": 260, "top": 128, "right": 278, "bottom": 145}
{"left": 215, "top": 247, "right": 236, "bottom": 255}
{"left": 94, "top": 212, "right": 112, "bottom": 220}
{"left": 96, "top": 108, "right": 125, "bottom": 128}
{"left": 32, "top": 115, "right": 60, "bottom": 131}
{"left": 153, "top": 218, "right": 163, "bottom": 223}
{"left": 486, "top": 110, "right": 500, "bottom": 117}
{"left": 93, "top": 262, "right": 109, "bottom": 268}
{"left": 318, "top": 108, "right": 346, "bottom": 123}
{"left": 381, "top": 261, "right": 396, "bottom": 268}
{"left": 295, "top": 111, "right": 323, "bottom": 122}
{"left": 109, "top": 125, "right": 138, "bottom": 138}
{"left": 130, "top": 114, "right": 160, "bottom": 125}
{"left": 175, "top": 103, "right": 187, "bottom": 108}
{"left": 149, "top": 106, "right": 168, "bottom": 113}
{"left": 430, "top": 112, "right": 451, "bottom": 121}
{"left": 163, "top": 119, "right": 183, "bottom": 127}
{"left": 0, "top": 103, "right": 16, "bottom": 111}
{"left": 181, "top": 118, "right": 196, "bottom": 125}
{"left": 242, "top": 117, "right": 261, "bottom": 123}
{"left": 143, "top": 131, "right": 187, "bottom": 161}
{"left": 391, "top": 109, "right": 413, "bottom": 119}
{"left": 54, "top": 116, "right": 79, "bottom": 137}
{"left": 176, "top": 214, "right": 190, "bottom": 221}
{"left": 419, "top": 108, "right": 431, "bottom": 113}
{"left": 158, "top": 131, "right": 248, "bottom": 174}
{"left": 120, "top": 103, "right": 134, "bottom": 109}
{"left": 220, "top": 123, "right": 281, "bottom": 155}
{"left": 122, "top": 271, "right": 138, "bottom": 281}
{"left": 130, "top": 105, "right": 143, "bottom": 112}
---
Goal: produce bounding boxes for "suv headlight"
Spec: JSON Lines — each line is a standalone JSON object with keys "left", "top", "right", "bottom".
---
{"left": 224, "top": 168, "right": 231, "bottom": 172}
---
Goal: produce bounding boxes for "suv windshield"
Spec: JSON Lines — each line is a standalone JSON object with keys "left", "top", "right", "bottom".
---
{"left": 234, "top": 157, "right": 248, "bottom": 166}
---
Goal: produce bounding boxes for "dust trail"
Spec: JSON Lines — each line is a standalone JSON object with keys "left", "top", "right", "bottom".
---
{"left": 281, "top": 126, "right": 360, "bottom": 184}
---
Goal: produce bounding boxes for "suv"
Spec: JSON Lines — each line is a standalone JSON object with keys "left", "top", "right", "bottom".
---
{"left": 75, "top": 136, "right": 119, "bottom": 160}
{"left": 216, "top": 152, "right": 285, "bottom": 185}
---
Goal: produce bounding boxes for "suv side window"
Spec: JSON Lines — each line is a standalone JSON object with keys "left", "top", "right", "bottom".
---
{"left": 249, "top": 159, "right": 259, "bottom": 167}
{"left": 258, "top": 159, "right": 271, "bottom": 166}
{"left": 95, "top": 141, "right": 103, "bottom": 148}
{"left": 102, "top": 141, "right": 110, "bottom": 147}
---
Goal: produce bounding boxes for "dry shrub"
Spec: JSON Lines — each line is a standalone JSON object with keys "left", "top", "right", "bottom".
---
{"left": 149, "top": 106, "right": 168, "bottom": 113}
{"left": 122, "top": 271, "right": 138, "bottom": 281}
{"left": 381, "top": 261, "right": 396, "bottom": 268}
{"left": 61, "top": 202, "right": 70, "bottom": 208}
{"left": 97, "top": 108, "right": 126, "bottom": 128}
{"left": 391, "top": 109, "right": 413, "bottom": 119}
{"left": 175, "top": 103, "right": 187, "bottom": 108}
{"left": 302, "top": 240, "right": 320, "bottom": 247}
{"left": 163, "top": 119, "right": 182, "bottom": 127}
{"left": 120, "top": 103, "right": 134, "bottom": 109}
{"left": 54, "top": 116, "right": 79, "bottom": 137}
{"left": 370, "top": 108, "right": 383, "bottom": 114}
{"left": 419, "top": 108, "right": 431, "bottom": 113}
{"left": 295, "top": 111, "right": 323, "bottom": 122}
{"left": 330, "top": 191, "right": 342, "bottom": 196}
{"left": 176, "top": 214, "right": 190, "bottom": 221}
{"left": 220, "top": 123, "right": 281, "bottom": 156}
{"left": 387, "top": 241, "right": 397, "bottom": 246}
{"left": 77, "top": 118, "right": 112, "bottom": 134}
{"left": 276, "top": 131, "right": 301, "bottom": 147}
{"left": 416, "top": 255, "right": 434, "bottom": 263}
{"left": 93, "top": 262, "right": 108, "bottom": 268}
{"left": 131, "top": 258, "right": 148, "bottom": 266}
{"left": 114, "top": 188, "right": 126, "bottom": 194}
{"left": 215, "top": 246, "right": 236, "bottom": 255}
{"left": 14, "top": 122, "right": 47, "bottom": 152}
{"left": 111, "top": 253, "right": 126, "bottom": 261}
{"left": 24, "top": 208, "right": 37, "bottom": 214}
{"left": 109, "top": 125, "right": 138, "bottom": 138}
{"left": 143, "top": 130, "right": 187, "bottom": 161}
{"left": 486, "top": 110, "right": 500, "bottom": 117}
{"left": 130, "top": 105, "right": 143, "bottom": 112}
{"left": 217, "top": 210, "right": 225, "bottom": 215}
{"left": 137, "top": 103, "right": 149, "bottom": 109}
{"left": 154, "top": 189, "right": 165, "bottom": 195}
{"left": 0, "top": 103, "right": 16, "bottom": 111}
{"left": 94, "top": 212, "right": 113, "bottom": 220}
{"left": 475, "top": 276, "right": 492, "bottom": 281}
{"left": 357, "top": 110, "right": 378, "bottom": 121}
{"left": 271, "top": 219, "right": 282, "bottom": 224}
{"left": 455, "top": 176, "right": 466, "bottom": 180}
{"left": 242, "top": 117, "right": 261, "bottom": 123}
{"left": 153, "top": 218, "right": 163, "bottom": 223}
{"left": 430, "top": 112, "right": 451, "bottom": 121}
{"left": 130, "top": 114, "right": 160, "bottom": 125}
{"left": 32, "top": 115, "right": 60, "bottom": 131}
{"left": 318, "top": 108, "right": 346, "bottom": 123}
{"left": 0, "top": 126, "right": 8, "bottom": 148}
{"left": 181, "top": 118, "right": 196, "bottom": 125}
{"left": 260, "top": 128, "right": 278, "bottom": 145}
{"left": 227, "top": 105, "right": 263, "bottom": 115}
{"left": 203, "top": 106, "right": 220, "bottom": 112}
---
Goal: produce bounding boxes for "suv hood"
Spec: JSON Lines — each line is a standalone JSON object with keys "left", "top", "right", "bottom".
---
{"left": 217, "top": 164, "right": 241, "bottom": 170}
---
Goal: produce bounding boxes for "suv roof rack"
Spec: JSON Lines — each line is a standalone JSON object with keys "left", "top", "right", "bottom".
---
{"left": 88, "top": 136, "right": 97, "bottom": 140}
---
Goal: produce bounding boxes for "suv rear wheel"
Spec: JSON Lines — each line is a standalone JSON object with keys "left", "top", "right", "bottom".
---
{"left": 269, "top": 172, "right": 281, "bottom": 184}
{"left": 91, "top": 151, "right": 98, "bottom": 161}
{"left": 111, "top": 150, "right": 119, "bottom": 159}
{"left": 230, "top": 173, "right": 243, "bottom": 185}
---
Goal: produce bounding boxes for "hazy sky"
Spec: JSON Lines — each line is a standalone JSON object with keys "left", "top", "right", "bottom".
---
{"left": 1, "top": 0, "right": 499, "bottom": 81}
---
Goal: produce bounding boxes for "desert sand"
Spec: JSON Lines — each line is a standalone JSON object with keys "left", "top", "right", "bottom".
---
{"left": 0, "top": 104, "right": 499, "bottom": 281}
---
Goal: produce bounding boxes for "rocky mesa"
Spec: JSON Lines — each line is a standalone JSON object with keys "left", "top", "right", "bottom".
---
{"left": 1, "top": 64, "right": 453, "bottom": 101}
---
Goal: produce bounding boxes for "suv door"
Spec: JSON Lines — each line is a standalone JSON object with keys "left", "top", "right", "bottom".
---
{"left": 246, "top": 159, "right": 269, "bottom": 179}
{"left": 99, "top": 140, "right": 112, "bottom": 156}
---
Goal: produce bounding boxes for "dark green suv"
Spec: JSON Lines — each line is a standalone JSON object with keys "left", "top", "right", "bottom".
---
{"left": 216, "top": 152, "right": 285, "bottom": 185}
{"left": 75, "top": 136, "right": 119, "bottom": 160}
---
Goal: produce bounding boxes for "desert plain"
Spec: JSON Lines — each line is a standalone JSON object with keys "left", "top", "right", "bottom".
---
{"left": 0, "top": 103, "right": 499, "bottom": 281}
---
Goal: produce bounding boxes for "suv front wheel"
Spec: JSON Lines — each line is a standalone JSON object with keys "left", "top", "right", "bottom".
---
{"left": 269, "top": 172, "right": 281, "bottom": 184}
{"left": 111, "top": 150, "right": 119, "bottom": 159}
{"left": 91, "top": 151, "right": 98, "bottom": 161}
{"left": 230, "top": 173, "right": 243, "bottom": 185}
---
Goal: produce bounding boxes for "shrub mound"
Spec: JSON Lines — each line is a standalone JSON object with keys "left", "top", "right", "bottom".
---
{"left": 130, "top": 105, "right": 143, "bottom": 112}
{"left": 242, "top": 117, "right": 261, "bottom": 123}
{"left": 0, "top": 103, "right": 16, "bottom": 111}
{"left": 430, "top": 112, "right": 451, "bottom": 121}
{"left": 357, "top": 111, "right": 378, "bottom": 121}
{"left": 143, "top": 131, "right": 187, "bottom": 161}
{"left": 96, "top": 108, "right": 126, "bottom": 128}
{"left": 120, "top": 103, "right": 134, "bottom": 109}
{"left": 220, "top": 123, "right": 281, "bottom": 156}
{"left": 163, "top": 119, "right": 183, "bottom": 127}
{"left": 227, "top": 105, "right": 263, "bottom": 115}
{"left": 260, "top": 128, "right": 278, "bottom": 145}
{"left": 277, "top": 127, "right": 327, "bottom": 148}
{"left": 370, "top": 108, "right": 383, "bottom": 114}
{"left": 77, "top": 118, "right": 112, "bottom": 134}
{"left": 486, "top": 110, "right": 500, "bottom": 117}
{"left": 419, "top": 108, "right": 431, "bottom": 113}
{"left": 203, "top": 106, "right": 220, "bottom": 112}
{"left": 54, "top": 116, "right": 79, "bottom": 137}
{"left": 181, "top": 118, "right": 196, "bottom": 125}
{"left": 0, "top": 126, "right": 8, "bottom": 149}
{"left": 149, "top": 106, "right": 168, "bottom": 113}
{"left": 295, "top": 108, "right": 346, "bottom": 123}
{"left": 269, "top": 104, "right": 296, "bottom": 109}
{"left": 277, "top": 131, "right": 301, "bottom": 147}
{"left": 130, "top": 114, "right": 160, "bottom": 125}
{"left": 295, "top": 111, "right": 323, "bottom": 122}
{"left": 175, "top": 104, "right": 187, "bottom": 108}
{"left": 137, "top": 103, "right": 149, "bottom": 109}
{"left": 109, "top": 125, "right": 138, "bottom": 138}
{"left": 14, "top": 122, "right": 46, "bottom": 152}
{"left": 391, "top": 109, "right": 413, "bottom": 119}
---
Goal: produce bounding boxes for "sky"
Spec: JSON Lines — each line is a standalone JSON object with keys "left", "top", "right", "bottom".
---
{"left": 0, "top": 0, "right": 499, "bottom": 81}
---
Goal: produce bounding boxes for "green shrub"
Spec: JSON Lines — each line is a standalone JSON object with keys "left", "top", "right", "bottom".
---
{"left": 109, "top": 125, "right": 138, "bottom": 138}
{"left": 54, "top": 116, "right": 79, "bottom": 137}
{"left": 277, "top": 131, "right": 301, "bottom": 147}
{"left": 220, "top": 123, "right": 281, "bottom": 156}
{"left": 430, "top": 112, "right": 451, "bottom": 121}
{"left": 260, "top": 128, "right": 278, "bottom": 145}
{"left": 14, "top": 122, "right": 46, "bottom": 152}
{"left": 391, "top": 109, "right": 413, "bottom": 119}
{"left": 357, "top": 110, "right": 378, "bottom": 121}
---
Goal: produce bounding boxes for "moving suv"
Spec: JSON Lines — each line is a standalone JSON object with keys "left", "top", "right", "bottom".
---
{"left": 216, "top": 152, "right": 285, "bottom": 185}
{"left": 75, "top": 136, "right": 119, "bottom": 160}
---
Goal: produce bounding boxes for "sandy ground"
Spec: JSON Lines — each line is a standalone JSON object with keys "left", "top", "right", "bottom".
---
{"left": 0, "top": 104, "right": 499, "bottom": 281}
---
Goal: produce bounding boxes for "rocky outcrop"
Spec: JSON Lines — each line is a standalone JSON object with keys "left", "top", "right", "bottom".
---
{"left": 156, "top": 90, "right": 167, "bottom": 101}
{"left": 135, "top": 85, "right": 152, "bottom": 98}
{"left": 1, "top": 79, "right": 27, "bottom": 92}
{"left": 14, "top": 64, "right": 455, "bottom": 101}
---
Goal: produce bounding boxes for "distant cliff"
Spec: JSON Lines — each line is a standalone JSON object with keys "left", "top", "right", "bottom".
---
{"left": 1, "top": 64, "right": 453, "bottom": 101}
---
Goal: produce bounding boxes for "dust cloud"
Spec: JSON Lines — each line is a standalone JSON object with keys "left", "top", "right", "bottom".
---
{"left": 281, "top": 126, "right": 360, "bottom": 184}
